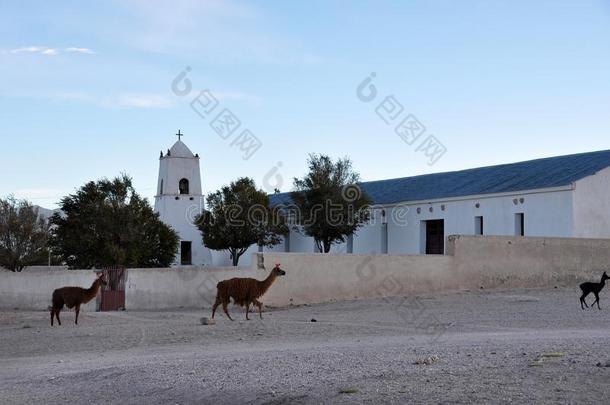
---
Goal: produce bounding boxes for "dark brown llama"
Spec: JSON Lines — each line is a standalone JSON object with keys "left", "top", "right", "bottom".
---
{"left": 50, "top": 273, "right": 107, "bottom": 325}
{"left": 211, "top": 263, "right": 286, "bottom": 321}
{"left": 580, "top": 271, "right": 610, "bottom": 310}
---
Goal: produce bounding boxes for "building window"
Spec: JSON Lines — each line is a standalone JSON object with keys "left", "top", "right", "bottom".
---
{"left": 475, "top": 216, "right": 484, "bottom": 235}
{"left": 179, "top": 178, "right": 189, "bottom": 195}
{"left": 160, "top": 179, "right": 164, "bottom": 195}
{"left": 515, "top": 213, "right": 525, "bottom": 236}
{"left": 180, "top": 241, "right": 192, "bottom": 265}
{"left": 346, "top": 234, "right": 353, "bottom": 254}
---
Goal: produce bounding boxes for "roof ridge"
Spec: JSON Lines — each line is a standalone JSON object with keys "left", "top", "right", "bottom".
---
{"left": 269, "top": 149, "right": 610, "bottom": 204}
{"left": 359, "top": 149, "right": 610, "bottom": 186}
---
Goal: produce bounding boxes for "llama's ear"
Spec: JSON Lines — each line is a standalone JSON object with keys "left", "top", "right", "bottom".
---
{"left": 275, "top": 263, "right": 280, "bottom": 268}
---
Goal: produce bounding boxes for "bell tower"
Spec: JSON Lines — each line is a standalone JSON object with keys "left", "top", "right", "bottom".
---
{"left": 154, "top": 131, "right": 212, "bottom": 266}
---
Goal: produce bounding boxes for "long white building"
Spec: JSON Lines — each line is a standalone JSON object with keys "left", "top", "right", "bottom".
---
{"left": 260, "top": 149, "right": 610, "bottom": 265}
{"left": 153, "top": 139, "right": 610, "bottom": 267}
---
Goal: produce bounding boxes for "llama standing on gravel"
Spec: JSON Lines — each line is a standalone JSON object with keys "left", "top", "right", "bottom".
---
{"left": 50, "top": 273, "right": 107, "bottom": 325}
{"left": 579, "top": 271, "right": 610, "bottom": 310}
{"left": 212, "top": 264, "right": 286, "bottom": 321}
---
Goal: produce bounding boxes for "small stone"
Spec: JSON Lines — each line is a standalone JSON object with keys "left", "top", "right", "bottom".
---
{"left": 596, "top": 362, "right": 602, "bottom": 367}
{"left": 57, "top": 360, "right": 64, "bottom": 363}
{"left": 310, "top": 318, "right": 317, "bottom": 322}
{"left": 415, "top": 355, "right": 439, "bottom": 365}
{"left": 200, "top": 317, "right": 216, "bottom": 325}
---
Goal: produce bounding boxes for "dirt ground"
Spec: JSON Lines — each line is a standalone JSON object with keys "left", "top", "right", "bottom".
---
{"left": 1, "top": 287, "right": 610, "bottom": 404}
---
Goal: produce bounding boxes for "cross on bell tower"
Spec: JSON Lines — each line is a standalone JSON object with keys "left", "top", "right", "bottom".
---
{"left": 176, "top": 129, "right": 183, "bottom": 141}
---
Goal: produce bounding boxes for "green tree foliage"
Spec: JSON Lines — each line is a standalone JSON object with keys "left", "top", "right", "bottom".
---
{"left": 291, "top": 154, "right": 372, "bottom": 253}
{"left": 50, "top": 174, "right": 179, "bottom": 269}
{"left": 197, "top": 177, "right": 287, "bottom": 266}
{"left": 0, "top": 196, "right": 51, "bottom": 271}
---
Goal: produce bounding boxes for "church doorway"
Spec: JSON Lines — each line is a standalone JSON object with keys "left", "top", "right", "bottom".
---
{"left": 424, "top": 219, "right": 445, "bottom": 254}
{"left": 181, "top": 241, "right": 192, "bottom": 265}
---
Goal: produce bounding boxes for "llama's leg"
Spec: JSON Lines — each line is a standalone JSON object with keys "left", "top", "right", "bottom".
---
{"left": 75, "top": 305, "right": 80, "bottom": 325}
{"left": 56, "top": 309, "right": 61, "bottom": 326}
{"left": 222, "top": 300, "right": 233, "bottom": 321}
{"left": 594, "top": 293, "right": 601, "bottom": 310}
{"left": 253, "top": 299, "right": 263, "bottom": 319}
{"left": 211, "top": 297, "right": 221, "bottom": 319}
{"left": 245, "top": 302, "right": 251, "bottom": 320}
{"left": 50, "top": 309, "right": 54, "bottom": 326}
{"left": 581, "top": 292, "right": 590, "bottom": 308}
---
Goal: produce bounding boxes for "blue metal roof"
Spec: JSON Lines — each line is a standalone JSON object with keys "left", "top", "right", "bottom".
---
{"left": 269, "top": 150, "right": 610, "bottom": 206}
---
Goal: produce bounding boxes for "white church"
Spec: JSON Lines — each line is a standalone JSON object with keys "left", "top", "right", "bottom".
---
{"left": 154, "top": 135, "right": 610, "bottom": 267}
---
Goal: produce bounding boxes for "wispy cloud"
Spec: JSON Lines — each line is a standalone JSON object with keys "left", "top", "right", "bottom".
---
{"left": 10, "top": 46, "right": 55, "bottom": 55}
{"left": 64, "top": 47, "right": 94, "bottom": 54}
{"left": 116, "top": 94, "right": 174, "bottom": 108}
{"left": 9, "top": 46, "right": 94, "bottom": 56}
{"left": 3, "top": 91, "right": 175, "bottom": 109}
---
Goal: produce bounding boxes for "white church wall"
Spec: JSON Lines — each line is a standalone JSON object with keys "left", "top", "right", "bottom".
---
{"left": 155, "top": 195, "right": 211, "bottom": 266}
{"left": 352, "top": 211, "right": 384, "bottom": 254}
{"left": 385, "top": 188, "right": 574, "bottom": 254}
{"left": 210, "top": 188, "right": 576, "bottom": 260}
{"left": 573, "top": 166, "right": 610, "bottom": 238}
{"left": 284, "top": 228, "right": 316, "bottom": 253}
{"left": 210, "top": 250, "right": 233, "bottom": 267}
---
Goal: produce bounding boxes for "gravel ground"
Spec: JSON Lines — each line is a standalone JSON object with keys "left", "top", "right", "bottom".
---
{"left": 1, "top": 287, "right": 610, "bottom": 404}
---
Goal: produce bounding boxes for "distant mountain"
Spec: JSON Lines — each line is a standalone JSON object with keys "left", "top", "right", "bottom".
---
{"left": 33, "top": 205, "right": 60, "bottom": 220}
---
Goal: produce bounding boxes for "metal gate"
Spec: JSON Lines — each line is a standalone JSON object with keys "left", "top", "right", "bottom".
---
{"left": 100, "top": 266, "right": 126, "bottom": 311}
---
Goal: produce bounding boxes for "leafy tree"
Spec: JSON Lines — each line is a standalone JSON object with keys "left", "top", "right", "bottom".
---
{"left": 291, "top": 154, "right": 372, "bottom": 253}
{"left": 0, "top": 196, "right": 51, "bottom": 271}
{"left": 197, "top": 177, "right": 287, "bottom": 266}
{"left": 50, "top": 174, "right": 179, "bottom": 269}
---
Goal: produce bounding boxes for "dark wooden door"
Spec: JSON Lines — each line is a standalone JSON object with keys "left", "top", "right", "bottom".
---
{"left": 100, "top": 266, "right": 126, "bottom": 311}
{"left": 181, "top": 241, "right": 192, "bottom": 265}
{"left": 425, "top": 220, "right": 445, "bottom": 254}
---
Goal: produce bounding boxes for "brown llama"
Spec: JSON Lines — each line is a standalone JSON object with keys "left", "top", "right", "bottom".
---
{"left": 212, "top": 263, "right": 286, "bottom": 321}
{"left": 50, "top": 273, "right": 107, "bottom": 325}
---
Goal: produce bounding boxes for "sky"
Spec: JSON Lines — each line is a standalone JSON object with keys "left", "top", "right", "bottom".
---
{"left": 1, "top": 0, "right": 609, "bottom": 209}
